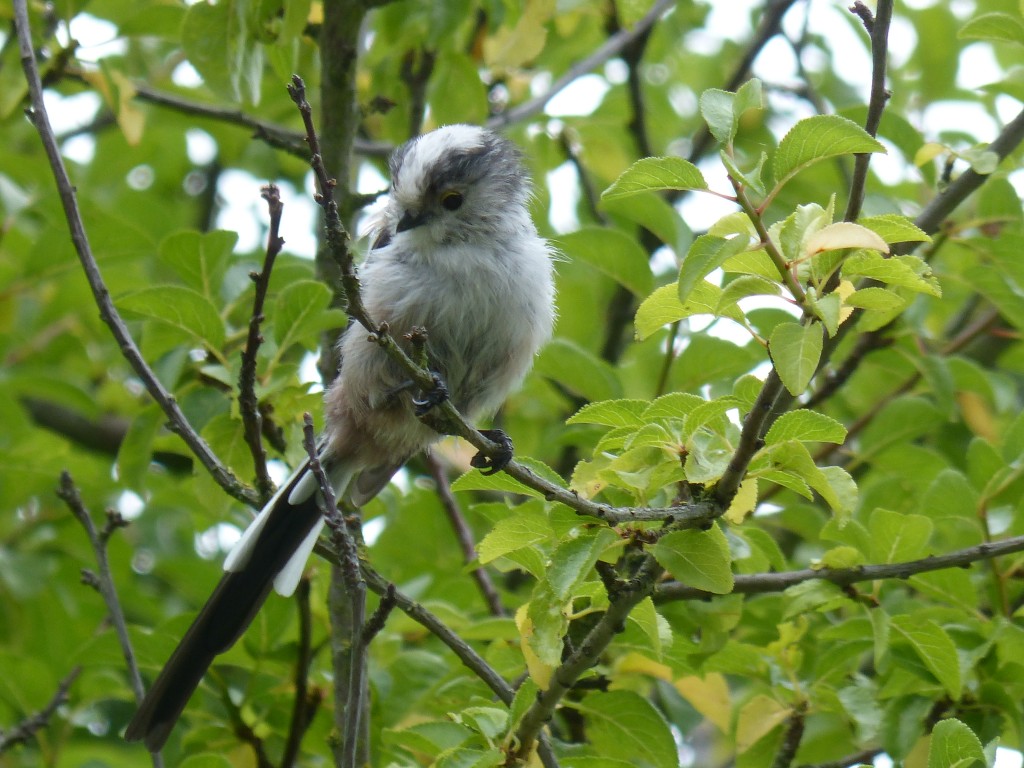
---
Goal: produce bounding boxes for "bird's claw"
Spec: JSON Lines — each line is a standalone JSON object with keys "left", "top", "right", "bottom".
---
{"left": 413, "top": 373, "right": 449, "bottom": 416}
{"left": 471, "top": 429, "right": 514, "bottom": 476}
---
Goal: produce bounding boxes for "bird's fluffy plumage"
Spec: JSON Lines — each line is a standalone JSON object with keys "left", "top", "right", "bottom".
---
{"left": 125, "top": 125, "right": 555, "bottom": 751}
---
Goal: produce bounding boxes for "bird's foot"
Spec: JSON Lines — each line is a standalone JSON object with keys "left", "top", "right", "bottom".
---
{"left": 471, "top": 429, "right": 514, "bottom": 476}
{"left": 413, "top": 372, "right": 449, "bottom": 416}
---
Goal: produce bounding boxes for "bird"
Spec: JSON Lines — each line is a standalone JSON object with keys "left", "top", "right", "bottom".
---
{"left": 124, "top": 124, "right": 556, "bottom": 751}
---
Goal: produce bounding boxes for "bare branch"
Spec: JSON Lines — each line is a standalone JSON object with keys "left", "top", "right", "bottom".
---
{"left": 657, "top": 533, "right": 1024, "bottom": 601}
{"left": 426, "top": 453, "right": 505, "bottom": 616}
{"left": 283, "top": 577, "right": 319, "bottom": 767}
{"left": 130, "top": 80, "right": 391, "bottom": 158}
{"left": 13, "top": 1, "right": 260, "bottom": 508}
{"left": 0, "top": 667, "right": 81, "bottom": 754}
{"left": 56, "top": 472, "right": 162, "bottom": 766}
{"left": 487, "top": 0, "right": 675, "bottom": 130}
{"left": 511, "top": 555, "right": 662, "bottom": 761}
{"left": 301, "top": 415, "right": 366, "bottom": 768}
{"left": 237, "top": 184, "right": 286, "bottom": 503}
{"left": 843, "top": 0, "right": 893, "bottom": 223}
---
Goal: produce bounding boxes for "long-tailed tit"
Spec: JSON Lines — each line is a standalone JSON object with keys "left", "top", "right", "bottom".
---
{"left": 125, "top": 125, "right": 555, "bottom": 750}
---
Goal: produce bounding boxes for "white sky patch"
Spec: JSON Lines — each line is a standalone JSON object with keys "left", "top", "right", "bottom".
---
{"left": 185, "top": 128, "right": 218, "bottom": 165}
{"left": 196, "top": 522, "right": 242, "bottom": 559}
{"left": 172, "top": 60, "right": 204, "bottom": 88}
{"left": 45, "top": 90, "right": 100, "bottom": 135}
{"left": 58, "top": 14, "right": 126, "bottom": 63}
{"left": 544, "top": 74, "right": 611, "bottom": 117}
{"left": 546, "top": 161, "right": 581, "bottom": 233}
{"left": 957, "top": 43, "right": 1003, "bottom": 91}
{"left": 300, "top": 352, "right": 323, "bottom": 391}
{"left": 922, "top": 100, "right": 998, "bottom": 143}
{"left": 116, "top": 490, "right": 145, "bottom": 520}
{"left": 215, "top": 171, "right": 319, "bottom": 258}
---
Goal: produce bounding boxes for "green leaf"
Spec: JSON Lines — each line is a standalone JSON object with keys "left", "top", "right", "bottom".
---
{"left": 927, "top": 718, "right": 986, "bottom": 768}
{"left": 534, "top": 338, "right": 622, "bottom": 402}
{"left": 477, "top": 505, "right": 553, "bottom": 563}
{"left": 573, "top": 690, "right": 679, "bottom": 768}
{"left": 555, "top": 227, "right": 654, "bottom": 297}
{"left": 765, "top": 410, "right": 847, "bottom": 445}
{"left": 649, "top": 525, "right": 734, "bottom": 594}
{"left": 451, "top": 457, "right": 564, "bottom": 498}
{"left": 527, "top": 529, "right": 619, "bottom": 664}
{"left": 858, "top": 214, "right": 932, "bottom": 246}
{"left": 601, "top": 157, "right": 708, "bottom": 202}
{"left": 272, "top": 280, "right": 347, "bottom": 350}
{"left": 773, "top": 115, "right": 885, "bottom": 187}
{"left": 869, "top": 508, "right": 934, "bottom": 563}
{"left": 700, "top": 78, "right": 764, "bottom": 145}
{"left": 958, "top": 12, "right": 1024, "bottom": 45}
{"left": 678, "top": 234, "right": 751, "bottom": 304}
{"left": 891, "top": 616, "right": 962, "bottom": 699}
{"left": 769, "top": 322, "right": 823, "bottom": 396}
{"left": 117, "top": 285, "right": 226, "bottom": 351}
{"left": 635, "top": 281, "right": 745, "bottom": 341}
{"left": 157, "top": 230, "right": 237, "bottom": 299}
{"left": 844, "top": 287, "right": 909, "bottom": 312}
{"left": 842, "top": 252, "right": 941, "bottom": 296}
{"left": 182, "top": 0, "right": 264, "bottom": 103}
{"left": 567, "top": 399, "right": 649, "bottom": 428}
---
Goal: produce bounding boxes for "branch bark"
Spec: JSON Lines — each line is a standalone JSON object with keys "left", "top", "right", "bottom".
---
{"left": 13, "top": 0, "right": 260, "bottom": 509}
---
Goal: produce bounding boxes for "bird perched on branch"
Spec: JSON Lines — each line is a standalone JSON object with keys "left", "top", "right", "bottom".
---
{"left": 125, "top": 124, "right": 556, "bottom": 751}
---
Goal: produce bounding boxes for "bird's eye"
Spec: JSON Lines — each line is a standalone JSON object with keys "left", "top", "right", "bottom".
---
{"left": 440, "top": 190, "right": 464, "bottom": 211}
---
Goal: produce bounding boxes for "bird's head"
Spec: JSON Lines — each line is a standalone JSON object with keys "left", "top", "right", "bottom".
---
{"left": 385, "top": 125, "right": 532, "bottom": 247}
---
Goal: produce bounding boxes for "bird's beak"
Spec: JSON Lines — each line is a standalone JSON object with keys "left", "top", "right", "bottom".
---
{"left": 396, "top": 209, "right": 429, "bottom": 233}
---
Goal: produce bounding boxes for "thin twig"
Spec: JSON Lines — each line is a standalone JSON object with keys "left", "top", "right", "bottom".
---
{"left": 843, "top": 0, "right": 893, "bottom": 224}
{"left": 771, "top": 704, "right": 807, "bottom": 768}
{"left": 685, "top": 0, "right": 800, "bottom": 165}
{"left": 238, "top": 184, "right": 285, "bottom": 503}
{"left": 129, "top": 80, "right": 391, "bottom": 157}
{"left": 426, "top": 453, "right": 506, "bottom": 616}
{"left": 362, "top": 583, "right": 398, "bottom": 644}
{"left": 0, "top": 667, "right": 81, "bottom": 753}
{"left": 657, "top": 532, "right": 1024, "bottom": 601}
{"left": 282, "top": 577, "right": 318, "bottom": 767}
{"left": 511, "top": 555, "right": 663, "bottom": 761}
{"left": 487, "top": 0, "right": 675, "bottom": 129}
{"left": 300, "top": 415, "right": 366, "bottom": 768}
{"left": 354, "top": 560, "right": 562, "bottom": 768}
{"left": 56, "top": 474, "right": 144, "bottom": 702}
{"left": 13, "top": 1, "right": 260, "bottom": 508}
{"left": 56, "top": 472, "right": 162, "bottom": 767}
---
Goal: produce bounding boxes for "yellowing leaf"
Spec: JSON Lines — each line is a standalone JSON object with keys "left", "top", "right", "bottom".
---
{"left": 736, "top": 695, "right": 791, "bottom": 753}
{"left": 675, "top": 674, "right": 732, "bottom": 733}
{"left": 804, "top": 222, "right": 889, "bottom": 258}
{"left": 483, "top": 0, "right": 552, "bottom": 67}
{"left": 723, "top": 478, "right": 758, "bottom": 524}
{"left": 958, "top": 391, "right": 997, "bottom": 442}
{"left": 515, "top": 604, "right": 553, "bottom": 690}
{"left": 915, "top": 142, "right": 947, "bottom": 167}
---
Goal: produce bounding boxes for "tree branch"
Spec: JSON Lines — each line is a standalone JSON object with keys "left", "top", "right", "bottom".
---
{"left": 0, "top": 667, "right": 81, "bottom": 754}
{"left": 13, "top": 1, "right": 260, "bottom": 508}
{"left": 843, "top": 0, "right": 893, "bottom": 223}
{"left": 426, "top": 453, "right": 506, "bottom": 617}
{"left": 656, "top": 533, "right": 1024, "bottom": 601}
{"left": 511, "top": 555, "right": 663, "bottom": 761}
{"left": 129, "top": 80, "right": 391, "bottom": 158}
{"left": 282, "top": 577, "right": 320, "bottom": 767}
{"left": 57, "top": 472, "right": 162, "bottom": 766}
{"left": 238, "top": 184, "right": 285, "bottom": 503}
{"left": 301, "top": 415, "right": 366, "bottom": 768}
{"left": 487, "top": 0, "right": 675, "bottom": 130}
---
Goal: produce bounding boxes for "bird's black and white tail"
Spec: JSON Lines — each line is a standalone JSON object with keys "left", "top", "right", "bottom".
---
{"left": 125, "top": 453, "right": 351, "bottom": 751}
